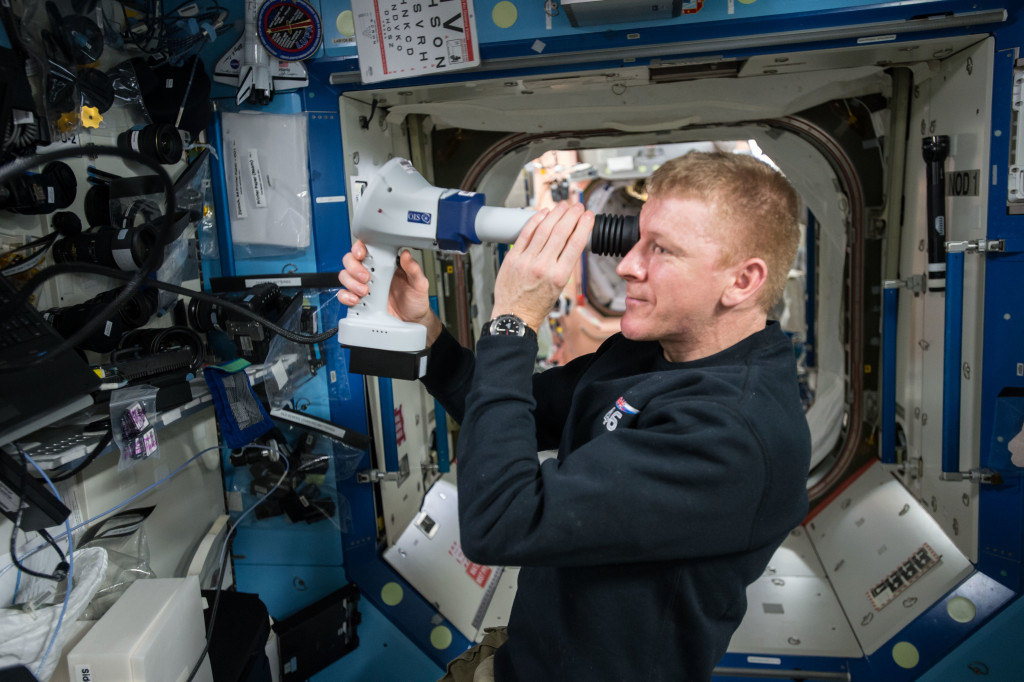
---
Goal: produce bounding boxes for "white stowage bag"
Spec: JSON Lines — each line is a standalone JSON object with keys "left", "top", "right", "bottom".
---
{"left": 0, "top": 547, "right": 108, "bottom": 681}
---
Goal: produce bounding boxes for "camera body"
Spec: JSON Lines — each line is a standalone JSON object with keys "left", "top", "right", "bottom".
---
{"left": 187, "top": 283, "right": 299, "bottom": 363}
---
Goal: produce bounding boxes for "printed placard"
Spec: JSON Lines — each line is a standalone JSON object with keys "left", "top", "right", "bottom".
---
{"left": 449, "top": 540, "right": 493, "bottom": 588}
{"left": 352, "top": 0, "right": 479, "bottom": 83}
{"left": 867, "top": 543, "right": 941, "bottom": 610}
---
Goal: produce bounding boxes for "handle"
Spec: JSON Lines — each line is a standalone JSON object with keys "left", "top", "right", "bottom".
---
{"left": 337, "top": 243, "right": 427, "bottom": 352}
{"left": 923, "top": 135, "right": 950, "bottom": 292}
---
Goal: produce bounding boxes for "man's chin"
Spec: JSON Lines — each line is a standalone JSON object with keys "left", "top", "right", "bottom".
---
{"left": 619, "top": 320, "right": 650, "bottom": 342}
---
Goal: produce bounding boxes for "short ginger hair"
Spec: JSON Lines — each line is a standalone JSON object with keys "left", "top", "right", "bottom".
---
{"left": 645, "top": 151, "right": 801, "bottom": 312}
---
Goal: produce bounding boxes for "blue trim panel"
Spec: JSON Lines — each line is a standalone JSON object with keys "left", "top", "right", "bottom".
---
{"left": 941, "top": 250, "right": 965, "bottom": 476}
{"left": 430, "top": 296, "right": 451, "bottom": 474}
{"left": 208, "top": 113, "right": 237, "bottom": 277}
{"left": 377, "top": 378, "right": 400, "bottom": 474}
{"left": 978, "top": 46, "right": 1024, "bottom": 593}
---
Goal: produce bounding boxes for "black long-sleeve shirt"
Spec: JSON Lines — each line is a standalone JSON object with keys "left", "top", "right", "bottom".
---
{"left": 423, "top": 322, "right": 811, "bottom": 681}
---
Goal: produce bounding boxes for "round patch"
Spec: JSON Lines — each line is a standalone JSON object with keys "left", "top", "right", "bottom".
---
{"left": 381, "top": 581, "right": 404, "bottom": 606}
{"left": 337, "top": 9, "right": 355, "bottom": 37}
{"left": 892, "top": 641, "right": 920, "bottom": 669}
{"left": 946, "top": 595, "right": 977, "bottom": 623}
{"left": 492, "top": 1, "right": 518, "bottom": 29}
{"left": 257, "top": 0, "right": 323, "bottom": 62}
{"left": 430, "top": 625, "right": 453, "bottom": 650}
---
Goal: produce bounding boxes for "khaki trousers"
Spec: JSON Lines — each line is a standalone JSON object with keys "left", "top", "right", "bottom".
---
{"left": 438, "top": 627, "right": 509, "bottom": 682}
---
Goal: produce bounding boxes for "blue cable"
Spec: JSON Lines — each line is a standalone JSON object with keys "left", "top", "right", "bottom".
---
{"left": 0, "top": 446, "right": 215, "bottom": 580}
{"left": 20, "top": 450, "right": 74, "bottom": 679}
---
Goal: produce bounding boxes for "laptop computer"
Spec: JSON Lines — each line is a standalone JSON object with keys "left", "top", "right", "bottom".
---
{"left": 0, "top": 274, "right": 101, "bottom": 446}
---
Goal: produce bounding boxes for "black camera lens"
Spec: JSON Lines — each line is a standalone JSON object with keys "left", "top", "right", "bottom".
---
{"left": 117, "top": 326, "right": 204, "bottom": 370}
{"left": 0, "top": 161, "right": 77, "bottom": 215}
{"left": 93, "top": 286, "right": 158, "bottom": 329}
{"left": 186, "top": 296, "right": 221, "bottom": 334}
{"left": 43, "top": 301, "right": 126, "bottom": 353}
{"left": 588, "top": 214, "right": 639, "bottom": 257}
{"left": 52, "top": 223, "right": 160, "bottom": 271}
{"left": 117, "top": 124, "right": 183, "bottom": 165}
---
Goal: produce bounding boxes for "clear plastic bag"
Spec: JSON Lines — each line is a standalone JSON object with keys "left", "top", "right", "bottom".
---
{"left": 13, "top": 1, "right": 150, "bottom": 139}
{"left": 76, "top": 506, "right": 157, "bottom": 621}
{"left": 109, "top": 385, "right": 160, "bottom": 471}
{"left": 219, "top": 112, "right": 312, "bottom": 259}
{"left": 263, "top": 296, "right": 315, "bottom": 410}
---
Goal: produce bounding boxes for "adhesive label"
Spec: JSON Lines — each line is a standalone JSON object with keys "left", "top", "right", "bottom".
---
{"left": 231, "top": 141, "right": 248, "bottom": 219}
{"left": 248, "top": 149, "right": 268, "bottom": 208}
{"left": 0, "top": 480, "right": 20, "bottom": 514}
{"left": 947, "top": 170, "right": 981, "bottom": 196}
{"left": 112, "top": 247, "right": 136, "bottom": 271}
{"left": 867, "top": 543, "right": 940, "bottom": 610}
{"left": 245, "top": 277, "right": 301, "bottom": 287}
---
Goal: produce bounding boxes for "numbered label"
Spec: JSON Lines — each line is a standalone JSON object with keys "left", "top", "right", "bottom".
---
{"left": 947, "top": 169, "right": 980, "bottom": 196}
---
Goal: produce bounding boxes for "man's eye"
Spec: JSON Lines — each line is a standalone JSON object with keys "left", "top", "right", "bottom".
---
{"left": 652, "top": 244, "right": 667, "bottom": 254}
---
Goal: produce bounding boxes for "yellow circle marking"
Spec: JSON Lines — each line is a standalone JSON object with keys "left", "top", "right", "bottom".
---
{"left": 430, "top": 625, "right": 454, "bottom": 649}
{"left": 381, "top": 582, "right": 404, "bottom": 606}
{"left": 492, "top": 1, "right": 518, "bottom": 29}
{"left": 947, "top": 596, "right": 977, "bottom": 623}
{"left": 337, "top": 10, "right": 355, "bottom": 37}
{"left": 892, "top": 641, "right": 920, "bottom": 669}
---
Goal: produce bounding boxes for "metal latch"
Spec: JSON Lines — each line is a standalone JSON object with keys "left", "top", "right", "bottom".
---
{"left": 945, "top": 239, "right": 1006, "bottom": 254}
{"left": 357, "top": 469, "right": 401, "bottom": 483}
{"left": 883, "top": 276, "right": 925, "bottom": 296}
{"left": 939, "top": 467, "right": 1004, "bottom": 485}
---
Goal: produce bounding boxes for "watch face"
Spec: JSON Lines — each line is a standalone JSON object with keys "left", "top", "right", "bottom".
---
{"left": 491, "top": 314, "right": 525, "bottom": 336}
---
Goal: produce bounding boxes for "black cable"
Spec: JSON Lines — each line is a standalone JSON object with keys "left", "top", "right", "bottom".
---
{"left": 0, "top": 145, "right": 175, "bottom": 371}
{"left": 8, "top": 448, "right": 67, "bottom": 582}
{"left": 49, "top": 427, "right": 114, "bottom": 483}
{"left": 185, "top": 449, "right": 291, "bottom": 682}
{"left": 21, "top": 261, "right": 339, "bottom": 344}
{"left": 0, "top": 234, "right": 56, "bottom": 274}
{"left": 185, "top": 531, "right": 232, "bottom": 682}
{"left": 37, "top": 529, "right": 67, "bottom": 567}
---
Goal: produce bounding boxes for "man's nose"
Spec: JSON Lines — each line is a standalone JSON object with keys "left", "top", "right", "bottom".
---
{"left": 616, "top": 247, "right": 644, "bottom": 280}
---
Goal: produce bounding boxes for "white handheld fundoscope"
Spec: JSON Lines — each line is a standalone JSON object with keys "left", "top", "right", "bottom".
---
{"left": 339, "top": 157, "right": 638, "bottom": 379}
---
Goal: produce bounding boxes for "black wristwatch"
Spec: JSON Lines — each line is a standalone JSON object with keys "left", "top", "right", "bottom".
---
{"left": 483, "top": 313, "right": 535, "bottom": 339}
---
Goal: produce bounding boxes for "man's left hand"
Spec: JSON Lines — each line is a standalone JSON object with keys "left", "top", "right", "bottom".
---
{"left": 491, "top": 202, "right": 595, "bottom": 332}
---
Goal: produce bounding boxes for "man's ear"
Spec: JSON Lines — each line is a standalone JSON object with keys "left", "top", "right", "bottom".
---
{"left": 721, "top": 257, "right": 768, "bottom": 308}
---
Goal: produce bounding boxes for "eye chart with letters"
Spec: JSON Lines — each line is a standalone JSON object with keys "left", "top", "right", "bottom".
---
{"left": 352, "top": 0, "right": 479, "bottom": 83}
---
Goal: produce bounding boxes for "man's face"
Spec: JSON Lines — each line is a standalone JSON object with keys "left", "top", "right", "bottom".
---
{"left": 615, "top": 194, "right": 735, "bottom": 361}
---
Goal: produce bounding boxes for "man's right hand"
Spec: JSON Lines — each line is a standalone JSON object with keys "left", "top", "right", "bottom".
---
{"left": 337, "top": 240, "right": 443, "bottom": 345}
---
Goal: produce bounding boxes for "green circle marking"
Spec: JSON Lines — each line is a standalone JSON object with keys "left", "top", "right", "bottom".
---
{"left": 947, "top": 596, "right": 977, "bottom": 623}
{"left": 430, "top": 625, "right": 453, "bottom": 649}
{"left": 892, "top": 641, "right": 920, "bottom": 669}
{"left": 492, "top": 1, "right": 518, "bottom": 29}
{"left": 337, "top": 10, "right": 355, "bottom": 37}
{"left": 381, "top": 582, "right": 404, "bottom": 606}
